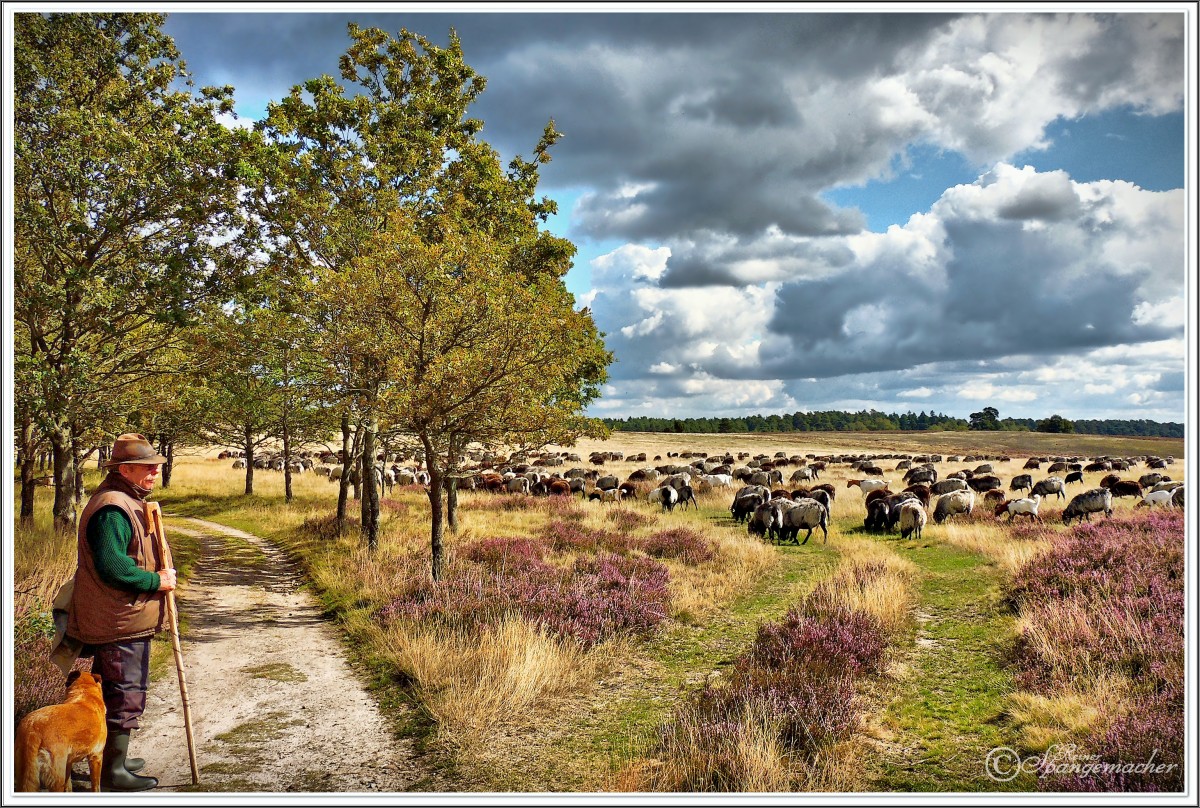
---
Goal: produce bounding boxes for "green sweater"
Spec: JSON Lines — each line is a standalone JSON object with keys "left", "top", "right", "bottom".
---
{"left": 86, "top": 506, "right": 161, "bottom": 593}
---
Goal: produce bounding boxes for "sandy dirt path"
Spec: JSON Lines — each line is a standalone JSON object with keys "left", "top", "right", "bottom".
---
{"left": 131, "top": 516, "right": 436, "bottom": 794}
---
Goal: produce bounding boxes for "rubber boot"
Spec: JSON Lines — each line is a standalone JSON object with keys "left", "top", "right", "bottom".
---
{"left": 102, "top": 731, "right": 158, "bottom": 791}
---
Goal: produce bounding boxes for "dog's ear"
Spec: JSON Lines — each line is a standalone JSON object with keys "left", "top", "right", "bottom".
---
{"left": 66, "top": 670, "right": 81, "bottom": 687}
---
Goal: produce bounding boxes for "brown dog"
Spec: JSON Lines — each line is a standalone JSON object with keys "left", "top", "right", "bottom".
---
{"left": 14, "top": 670, "right": 107, "bottom": 792}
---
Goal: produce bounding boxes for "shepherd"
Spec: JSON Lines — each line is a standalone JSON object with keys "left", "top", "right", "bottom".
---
{"left": 55, "top": 434, "right": 178, "bottom": 791}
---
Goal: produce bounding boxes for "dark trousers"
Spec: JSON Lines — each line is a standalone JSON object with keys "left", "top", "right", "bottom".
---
{"left": 87, "top": 639, "right": 151, "bottom": 732}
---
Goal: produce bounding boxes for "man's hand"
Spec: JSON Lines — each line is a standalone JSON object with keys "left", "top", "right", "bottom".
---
{"left": 157, "top": 568, "right": 177, "bottom": 592}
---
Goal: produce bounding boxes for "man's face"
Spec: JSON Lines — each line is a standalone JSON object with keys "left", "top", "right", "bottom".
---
{"left": 118, "top": 463, "right": 161, "bottom": 491}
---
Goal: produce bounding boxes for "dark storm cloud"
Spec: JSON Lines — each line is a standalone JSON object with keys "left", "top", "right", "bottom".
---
{"left": 758, "top": 215, "right": 1178, "bottom": 380}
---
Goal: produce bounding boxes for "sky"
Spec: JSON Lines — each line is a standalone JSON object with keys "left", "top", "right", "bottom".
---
{"left": 134, "top": 7, "right": 1196, "bottom": 422}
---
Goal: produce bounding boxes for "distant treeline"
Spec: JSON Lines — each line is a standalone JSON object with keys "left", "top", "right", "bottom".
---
{"left": 601, "top": 410, "right": 1184, "bottom": 438}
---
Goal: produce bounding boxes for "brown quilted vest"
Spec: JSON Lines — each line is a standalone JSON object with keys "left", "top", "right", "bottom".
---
{"left": 67, "top": 472, "right": 171, "bottom": 644}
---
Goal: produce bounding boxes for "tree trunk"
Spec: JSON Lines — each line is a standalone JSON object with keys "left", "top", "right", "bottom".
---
{"left": 445, "top": 475, "right": 459, "bottom": 533}
{"left": 71, "top": 424, "right": 88, "bottom": 507}
{"left": 422, "top": 433, "right": 445, "bottom": 582}
{"left": 50, "top": 422, "right": 77, "bottom": 532}
{"left": 282, "top": 419, "right": 293, "bottom": 503}
{"left": 18, "top": 410, "right": 37, "bottom": 525}
{"left": 361, "top": 417, "right": 380, "bottom": 551}
{"left": 243, "top": 426, "right": 255, "bottom": 496}
{"left": 337, "top": 410, "right": 352, "bottom": 527}
{"left": 159, "top": 436, "right": 174, "bottom": 488}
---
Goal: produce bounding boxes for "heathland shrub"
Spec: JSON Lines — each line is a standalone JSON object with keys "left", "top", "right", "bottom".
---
{"left": 1004, "top": 511, "right": 1185, "bottom": 793}
{"left": 745, "top": 605, "right": 888, "bottom": 678}
{"left": 1006, "top": 511, "right": 1184, "bottom": 691}
{"left": 541, "top": 520, "right": 637, "bottom": 555}
{"left": 641, "top": 528, "right": 717, "bottom": 565}
{"left": 604, "top": 508, "right": 656, "bottom": 532}
{"left": 458, "top": 536, "right": 547, "bottom": 569}
{"left": 1039, "top": 688, "right": 1184, "bottom": 792}
{"left": 381, "top": 551, "right": 670, "bottom": 648}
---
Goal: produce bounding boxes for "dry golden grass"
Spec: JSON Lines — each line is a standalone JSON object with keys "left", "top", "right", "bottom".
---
{"left": 370, "top": 615, "right": 600, "bottom": 759}
{"left": 1005, "top": 675, "right": 1133, "bottom": 753}
{"left": 823, "top": 537, "right": 918, "bottom": 634}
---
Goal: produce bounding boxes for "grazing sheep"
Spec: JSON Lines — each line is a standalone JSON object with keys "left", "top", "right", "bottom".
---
{"left": 701, "top": 474, "right": 734, "bottom": 488}
{"left": 804, "top": 488, "right": 832, "bottom": 512}
{"left": 901, "top": 483, "right": 932, "bottom": 507}
{"left": 648, "top": 485, "right": 680, "bottom": 512}
{"left": 1064, "top": 471, "right": 1084, "bottom": 486}
{"left": 1135, "top": 489, "right": 1176, "bottom": 510}
{"left": 780, "top": 498, "right": 829, "bottom": 545}
{"left": 885, "top": 493, "right": 919, "bottom": 531}
{"left": 678, "top": 484, "right": 699, "bottom": 510}
{"left": 847, "top": 478, "right": 889, "bottom": 496}
{"left": 967, "top": 474, "right": 1003, "bottom": 494}
{"left": 505, "top": 477, "right": 532, "bottom": 494}
{"left": 1101, "top": 479, "right": 1144, "bottom": 499}
{"left": 790, "top": 467, "right": 817, "bottom": 483}
{"left": 898, "top": 501, "right": 928, "bottom": 540}
{"left": 982, "top": 489, "right": 1007, "bottom": 508}
{"left": 864, "top": 498, "right": 891, "bottom": 531}
{"left": 1150, "top": 480, "right": 1183, "bottom": 493}
{"left": 933, "top": 490, "right": 975, "bottom": 524}
{"left": 1083, "top": 461, "right": 1111, "bottom": 473}
{"left": 599, "top": 487, "right": 623, "bottom": 505}
{"left": 1171, "top": 486, "right": 1185, "bottom": 508}
{"left": 232, "top": 458, "right": 247, "bottom": 469}
{"left": 930, "top": 478, "right": 969, "bottom": 495}
{"left": 864, "top": 488, "right": 894, "bottom": 510}
{"left": 1031, "top": 476, "right": 1066, "bottom": 502}
{"left": 903, "top": 466, "right": 938, "bottom": 486}
{"left": 1009, "top": 474, "right": 1033, "bottom": 493}
{"left": 1062, "top": 488, "right": 1113, "bottom": 525}
{"left": 1023, "top": 459, "right": 1042, "bottom": 470}
{"left": 1138, "top": 473, "right": 1165, "bottom": 489}
{"left": 995, "top": 494, "right": 1043, "bottom": 522}
{"left": 595, "top": 475, "right": 619, "bottom": 491}
{"left": 731, "top": 485, "right": 771, "bottom": 523}
{"left": 748, "top": 498, "right": 790, "bottom": 541}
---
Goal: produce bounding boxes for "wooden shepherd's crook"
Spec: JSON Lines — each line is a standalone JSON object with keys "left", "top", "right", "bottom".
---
{"left": 147, "top": 502, "right": 200, "bottom": 785}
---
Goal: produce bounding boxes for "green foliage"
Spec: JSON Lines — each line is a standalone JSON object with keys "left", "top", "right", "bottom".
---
{"left": 604, "top": 411, "right": 1179, "bottom": 436}
{"left": 1035, "top": 414, "right": 1075, "bottom": 434}
{"left": 14, "top": 12, "right": 264, "bottom": 521}
{"left": 969, "top": 407, "right": 1001, "bottom": 431}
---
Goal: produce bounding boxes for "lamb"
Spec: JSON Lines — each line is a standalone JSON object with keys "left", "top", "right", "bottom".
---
{"left": 678, "top": 485, "right": 699, "bottom": 510}
{"left": 1062, "top": 488, "right": 1113, "bottom": 525}
{"left": 995, "top": 494, "right": 1043, "bottom": 522}
{"left": 933, "top": 489, "right": 975, "bottom": 524}
{"left": 780, "top": 498, "right": 829, "bottom": 545}
{"left": 898, "top": 501, "right": 928, "bottom": 540}
{"left": 1134, "top": 489, "right": 1176, "bottom": 510}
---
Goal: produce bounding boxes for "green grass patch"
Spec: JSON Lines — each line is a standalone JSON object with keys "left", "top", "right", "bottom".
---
{"left": 864, "top": 540, "right": 1035, "bottom": 792}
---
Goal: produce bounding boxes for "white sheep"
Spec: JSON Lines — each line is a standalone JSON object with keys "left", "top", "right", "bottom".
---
{"left": 898, "top": 501, "right": 927, "bottom": 540}
{"left": 996, "top": 494, "right": 1043, "bottom": 522}
{"left": 1135, "top": 489, "right": 1177, "bottom": 510}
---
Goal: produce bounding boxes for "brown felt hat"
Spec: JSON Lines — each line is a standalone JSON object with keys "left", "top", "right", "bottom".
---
{"left": 103, "top": 433, "right": 167, "bottom": 468}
